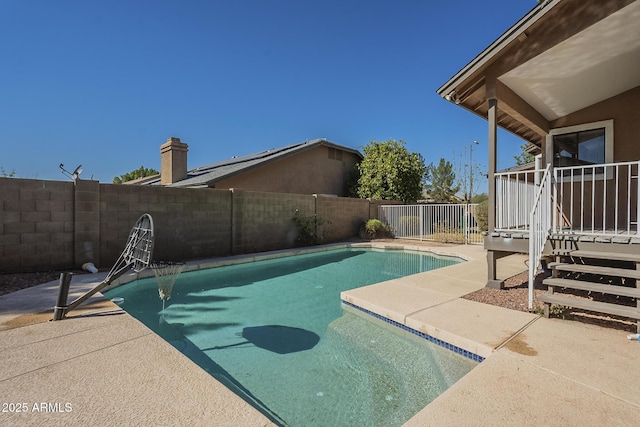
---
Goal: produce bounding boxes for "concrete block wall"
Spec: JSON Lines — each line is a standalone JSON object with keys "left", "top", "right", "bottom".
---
{"left": 231, "top": 189, "right": 314, "bottom": 254}
{"left": 316, "top": 196, "right": 369, "bottom": 242}
{"left": 367, "top": 199, "right": 403, "bottom": 220}
{"left": 75, "top": 180, "right": 100, "bottom": 267}
{"left": 1, "top": 178, "right": 389, "bottom": 273}
{"left": 0, "top": 178, "right": 74, "bottom": 272}
{"left": 98, "top": 184, "right": 232, "bottom": 266}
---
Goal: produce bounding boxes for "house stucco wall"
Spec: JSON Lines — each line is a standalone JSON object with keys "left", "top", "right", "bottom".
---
{"left": 546, "top": 85, "right": 640, "bottom": 163}
{"left": 212, "top": 145, "right": 360, "bottom": 196}
{"left": 539, "top": 85, "right": 640, "bottom": 230}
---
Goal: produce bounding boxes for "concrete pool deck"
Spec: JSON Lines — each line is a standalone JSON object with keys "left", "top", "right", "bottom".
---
{"left": 1, "top": 241, "right": 639, "bottom": 426}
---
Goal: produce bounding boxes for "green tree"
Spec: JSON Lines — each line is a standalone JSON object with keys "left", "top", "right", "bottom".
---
{"left": 0, "top": 166, "right": 16, "bottom": 178}
{"left": 356, "top": 139, "right": 427, "bottom": 204}
{"left": 514, "top": 143, "right": 535, "bottom": 166}
{"left": 113, "top": 166, "right": 159, "bottom": 184}
{"left": 425, "top": 158, "right": 460, "bottom": 203}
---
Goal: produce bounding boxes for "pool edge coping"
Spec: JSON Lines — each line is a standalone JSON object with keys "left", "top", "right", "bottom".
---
{"left": 104, "top": 241, "right": 471, "bottom": 292}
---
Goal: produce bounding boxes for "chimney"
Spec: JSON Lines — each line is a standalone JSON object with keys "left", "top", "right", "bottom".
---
{"left": 160, "top": 137, "right": 189, "bottom": 185}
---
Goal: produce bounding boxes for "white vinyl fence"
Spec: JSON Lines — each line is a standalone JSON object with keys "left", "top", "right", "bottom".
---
{"left": 379, "top": 204, "right": 483, "bottom": 244}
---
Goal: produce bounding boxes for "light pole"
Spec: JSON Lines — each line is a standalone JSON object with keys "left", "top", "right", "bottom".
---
{"left": 469, "top": 140, "right": 479, "bottom": 203}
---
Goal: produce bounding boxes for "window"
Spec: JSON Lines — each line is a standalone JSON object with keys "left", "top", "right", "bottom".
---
{"left": 546, "top": 120, "right": 613, "bottom": 177}
{"left": 553, "top": 128, "right": 605, "bottom": 167}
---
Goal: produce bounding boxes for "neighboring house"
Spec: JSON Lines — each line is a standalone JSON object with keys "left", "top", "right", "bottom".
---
{"left": 439, "top": 0, "right": 640, "bottom": 328}
{"left": 135, "top": 137, "right": 362, "bottom": 196}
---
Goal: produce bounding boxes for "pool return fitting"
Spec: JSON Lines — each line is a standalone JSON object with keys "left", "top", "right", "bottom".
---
{"left": 52, "top": 214, "right": 155, "bottom": 321}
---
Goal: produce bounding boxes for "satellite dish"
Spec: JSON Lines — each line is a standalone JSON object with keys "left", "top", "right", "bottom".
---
{"left": 71, "top": 165, "right": 83, "bottom": 180}
{"left": 59, "top": 163, "right": 83, "bottom": 181}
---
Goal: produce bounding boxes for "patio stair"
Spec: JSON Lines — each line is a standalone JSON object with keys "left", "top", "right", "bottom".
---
{"left": 540, "top": 249, "right": 640, "bottom": 332}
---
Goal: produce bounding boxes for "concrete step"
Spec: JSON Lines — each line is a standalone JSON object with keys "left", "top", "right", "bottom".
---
{"left": 551, "top": 250, "right": 640, "bottom": 263}
{"left": 543, "top": 277, "right": 640, "bottom": 298}
{"left": 539, "top": 293, "right": 640, "bottom": 320}
{"left": 548, "top": 262, "right": 640, "bottom": 280}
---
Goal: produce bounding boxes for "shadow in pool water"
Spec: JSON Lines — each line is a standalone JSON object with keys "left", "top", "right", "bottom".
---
{"left": 204, "top": 325, "right": 320, "bottom": 354}
{"left": 163, "top": 330, "right": 288, "bottom": 426}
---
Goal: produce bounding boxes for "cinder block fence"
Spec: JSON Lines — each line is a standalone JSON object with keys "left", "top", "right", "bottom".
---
{"left": 0, "top": 178, "right": 390, "bottom": 273}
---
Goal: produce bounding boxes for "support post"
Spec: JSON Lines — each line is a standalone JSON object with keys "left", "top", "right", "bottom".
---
{"left": 486, "top": 250, "right": 509, "bottom": 289}
{"left": 486, "top": 98, "right": 502, "bottom": 288}
{"left": 487, "top": 98, "right": 498, "bottom": 232}
{"left": 52, "top": 272, "right": 72, "bottom": 321}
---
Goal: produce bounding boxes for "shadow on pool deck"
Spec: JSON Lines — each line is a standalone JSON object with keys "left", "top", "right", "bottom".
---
{"left": 0, "top": 240, "right": 638, "bottom": 426}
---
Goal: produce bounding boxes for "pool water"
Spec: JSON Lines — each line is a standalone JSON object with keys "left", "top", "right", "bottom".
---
{"left": 105, "top": 248, "right": 477, "bottom": 426}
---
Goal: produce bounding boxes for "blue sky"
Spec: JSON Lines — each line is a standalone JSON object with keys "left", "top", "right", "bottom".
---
{"left": 1, "top": 0, "right": 535, "bottom": 191}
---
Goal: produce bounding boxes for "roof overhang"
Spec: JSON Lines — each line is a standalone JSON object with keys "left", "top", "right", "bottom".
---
{"left": 437, "top": 0, "right": 640, "bottom": 145}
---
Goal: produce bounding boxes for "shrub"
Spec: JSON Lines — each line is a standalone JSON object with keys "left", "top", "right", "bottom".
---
{"left": 433, "top": 221, "right": 466, "bottom": 243}
{"left": 399, "top": 215, "right": 420, "bottom": 230}
{"left": 292, "top": 210, "right": 326, "bottom": 246}
{"left": 360, "top": 219, "right": 393, "bottom": 239}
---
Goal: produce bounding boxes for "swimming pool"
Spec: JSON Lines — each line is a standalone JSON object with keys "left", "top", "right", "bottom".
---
{"left": 105, "top": 247, "right": 477, "bottom": 426}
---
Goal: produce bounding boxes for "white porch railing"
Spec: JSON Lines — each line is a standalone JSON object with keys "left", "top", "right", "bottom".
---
{"left": 528, "top": 164, "right": 551, "bottom": 309}
{"left": 495, "top": 161, "right": 640, "bottom": 237}
{"left": 494, "top": 160, "right": 640, "bottom": 304}
{"left": 378, "top": 204, "right": 483, "bottom": 244}
{"left": 553, "top": 161, "right": 640, "bottom": 237}
{"left": 495, "top": 169, "right": 542, "bottom": 232}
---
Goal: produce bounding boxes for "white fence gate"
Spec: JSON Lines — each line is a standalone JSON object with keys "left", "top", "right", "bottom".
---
{"left": 378, "top": 204, "right": 483, "bottom": 244}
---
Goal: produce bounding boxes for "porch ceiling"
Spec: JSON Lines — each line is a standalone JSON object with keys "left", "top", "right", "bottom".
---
{"left": 438, "top": 0, "right": 640, "bottom": 146}
{"left": 499, "top": 1, "right": 640, "bottom": 122}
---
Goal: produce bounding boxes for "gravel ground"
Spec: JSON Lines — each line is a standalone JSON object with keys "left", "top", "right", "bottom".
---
{"left": 0, "top": 271, "right": 85, "bottom": 296}
{"left": 462, "top": 270, "right": 547, "bottom": 312}
{"left": 463, "top": 270, "right": 636, "bottom": 332}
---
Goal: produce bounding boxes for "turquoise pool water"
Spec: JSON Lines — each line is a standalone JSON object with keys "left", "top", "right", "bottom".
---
{"left": 105, "top": 248, "right": 477, "bottom": 426}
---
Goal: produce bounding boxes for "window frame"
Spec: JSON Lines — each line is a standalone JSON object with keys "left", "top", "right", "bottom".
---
{"left": 546, "top": 119, "right": 614, "bottom": 180}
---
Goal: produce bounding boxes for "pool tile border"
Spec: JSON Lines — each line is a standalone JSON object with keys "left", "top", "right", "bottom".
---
{"left": 341, "top": 300, "right": 485, "bottom": 363}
